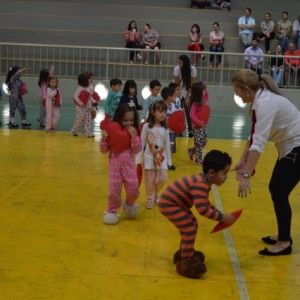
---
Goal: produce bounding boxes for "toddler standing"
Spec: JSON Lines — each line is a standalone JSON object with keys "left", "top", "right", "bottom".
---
{"left": 45, "top": 76, "right": 61, "bottom": 132}
{"left": 104, "top": 78, "right": 122, "bottom": 120}
{"left": 38, "top": 65, "right": 54, "bottom": 128}
{"left": 100, "top": 103, "right": 142, "bottom": 224}
{"left": 136, "top": 100, "right": 172, "bottom": 209}
{"left": 119, "top": 79, "right": 143, "bottom": 111}
{"left": 5, "top": 66, "right": 31, "bottom": 128}
{"left": 142, "top": 79, "right": 162, "bottom": 120}
{"left": 71, "top": 72, "right": 94, "bottom": 138}
{"left": 188, "top": 82, "right": 211, "bottom": 165}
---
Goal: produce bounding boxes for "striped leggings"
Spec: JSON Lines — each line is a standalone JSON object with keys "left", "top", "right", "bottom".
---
{"left": 159, "top": 200, "right": 198, "bottom": 258}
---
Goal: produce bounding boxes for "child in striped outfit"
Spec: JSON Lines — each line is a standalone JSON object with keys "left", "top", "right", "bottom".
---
{"left": 100, "top": 103, "right": 142, "bottom": 225}
{"left": 158, "top": 150, "right": 235, "bottom": 278}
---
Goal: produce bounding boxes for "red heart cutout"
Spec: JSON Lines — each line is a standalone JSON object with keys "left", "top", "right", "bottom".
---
{"left": 54, "top": 90, "right": 61, "bottom": 106}
{"left": 210, "top": 209, "right": 243, "bottom": 234}
{"left": 106, "top": 122, "right": 131, "bottom": 153}
{"left": 73, "top": 90, "right": 89, "bottom": 106}
{"left": 100, "top": 114, "right": 110, "bottom": 130}
{"left": 167, "top": 110, "right": 186, "bottom": 133}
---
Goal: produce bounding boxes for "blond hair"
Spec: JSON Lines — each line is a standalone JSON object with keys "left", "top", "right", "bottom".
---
{"left": 232, "top": 69, "right": 282, "bottom": 96}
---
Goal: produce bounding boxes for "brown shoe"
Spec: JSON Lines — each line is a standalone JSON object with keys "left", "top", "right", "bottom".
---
{"left": 173, "top": 250, "right": 205, "bottom": 264}
{"left": 176, "top": 256, "right": 207, "bottom": 278}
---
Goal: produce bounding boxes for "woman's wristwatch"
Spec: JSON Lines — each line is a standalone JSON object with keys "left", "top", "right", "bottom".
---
{"left": 242, "top": 172, "right": 250, "bottom": 179}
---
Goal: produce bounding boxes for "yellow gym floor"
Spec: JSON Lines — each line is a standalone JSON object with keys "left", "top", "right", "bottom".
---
{"left": 0, "top": 129, "right": 299, "bottom": 300}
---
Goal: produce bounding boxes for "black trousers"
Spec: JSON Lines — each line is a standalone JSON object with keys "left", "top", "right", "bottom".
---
{"left": 268, "top": 146, "right": 300, "bottom": 241}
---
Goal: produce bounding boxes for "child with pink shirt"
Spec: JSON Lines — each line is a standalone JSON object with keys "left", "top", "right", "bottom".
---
{"left": 45, "top": 76, "right": 61, "bottom": 132}
{"left": 100, "top": 103, "right": 142, "bottom": 225}
{"left": 188, "top": 82, "right": 210, "bottom": 165}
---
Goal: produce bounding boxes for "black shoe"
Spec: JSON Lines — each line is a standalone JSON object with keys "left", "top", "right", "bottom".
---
{"left": 168, "top": 164, "right": 176, "bottom": 171}
{"left": 262, "top": 236, "right": 293, "bottom": 245}
{"left": 22, "top": 122, "right": 31, "bottom": 127}
{"left": 259, "top": 245, "right": 292, "bottom": 256}
{"left": 39, "top": 124, "right": 45, "bottom": 128}
{"left": 9, "top": 121, "right": 19, "bottom": 128}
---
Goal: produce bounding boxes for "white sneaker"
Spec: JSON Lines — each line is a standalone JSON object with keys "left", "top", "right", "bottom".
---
{"left": 103, "top": 211, "right": 120, "bottom": 224}
{"left": 137, "top": 53, "right": 142, "bottom": 60}
{"left": 146, "top": 201, "right": 154, "bottom": 209}
{"left": 122, "top": 202, "right": 139, "bottom": 219}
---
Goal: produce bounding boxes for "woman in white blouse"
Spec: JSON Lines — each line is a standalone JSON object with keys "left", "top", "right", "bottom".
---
{"left": 232, "top": 69, "right": 300, "bottom": 256}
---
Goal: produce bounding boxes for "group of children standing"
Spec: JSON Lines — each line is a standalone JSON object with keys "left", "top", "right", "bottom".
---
{"left": 100, "top": 76, "right": 212, "bottom": 219}
{"left": 99, "top": 76, "right": 237, "bottom": 279}
{"left": 4, "top": 66, "right": 100, "bottom": 136}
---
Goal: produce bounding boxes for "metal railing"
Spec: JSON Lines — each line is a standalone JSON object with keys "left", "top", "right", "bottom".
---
{"left": 0, "top": 42, "right": 299, "bottom": 88}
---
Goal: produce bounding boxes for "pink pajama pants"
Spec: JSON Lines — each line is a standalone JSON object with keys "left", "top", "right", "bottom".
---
{"left": 46, "top": 101, "right": 60, "bottom": 130}
{"left": 144, "top": 169, "right": 168, "bottom": 205}
{"left": 107, "top": 151, "right": 139, "bottom": 213}
{"left": 71, "top": 107, "right": 93, "bottom": 136}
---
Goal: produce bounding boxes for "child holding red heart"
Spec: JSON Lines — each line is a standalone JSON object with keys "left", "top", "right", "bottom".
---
{"left": 136, "top": 100, "right": 172, "bottom": 209}
{"left": 188, "top": 81, "right": 211, "bottom": 165}
{"left": 45, "top": 76, "right": 61, "bottom": 132}
{"left": 5, "top": 66, "right": 31, "bottom": 128}
{"left": 99, "top": 103, "right": 142, "bottom": 225}
{"left": 71, "top": 72, "right": 95, "bottom": 138}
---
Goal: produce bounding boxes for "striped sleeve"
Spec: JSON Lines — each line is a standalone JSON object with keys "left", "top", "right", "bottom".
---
{"left": 191, "top": 181, "right": 223, "bottom": 221}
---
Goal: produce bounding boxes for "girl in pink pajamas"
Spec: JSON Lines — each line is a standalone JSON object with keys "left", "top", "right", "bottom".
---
{"left": 99, "top": 103, "right": 142, "bottom": 225}
{"left": 45, "top": 76, "right": 61, "bottom": 132}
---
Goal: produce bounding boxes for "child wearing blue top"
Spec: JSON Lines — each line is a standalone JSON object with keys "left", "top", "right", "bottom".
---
{"left": 118, "top": 79, "right": 143, "bottom": 111}
{"left": 104, "top": 78, "right": 122, "bottom": 120}
{"left": 142, "top": 79, "right": 162, "bottom": 120}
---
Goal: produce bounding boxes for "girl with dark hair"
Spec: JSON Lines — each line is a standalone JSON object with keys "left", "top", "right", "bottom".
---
{"left": 70, "top": 72, "right": 94, "bottom": 138}
{"left": 5, "top": 66, "right": 31, "bottom": 128}
{"left": 119, "top": 79, "right": 143, "bottom": 110}
{"left": 38, "top": 65, "right": 54, "bottom": 128}
{"left": 100, "top": 103, "right": 142, "bottom": 224}
{"left": 136, "top": 100, "right": 172, "bottom": 209}
{"left": 188, "top": 24, "right": 205, "bottom": 66}
{"left": 124, "top": 20, "right": 142, "bottom": 64}
{"left": 187, "top": 82, "right": 210, "bottom": 165}
{"left": 173, "top": 55, "right": 197, "bottom": 137}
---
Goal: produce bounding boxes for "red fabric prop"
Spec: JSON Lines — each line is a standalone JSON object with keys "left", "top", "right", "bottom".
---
{"left": 73, "top": 90, "right": 89, "bottom": 106}
{"left": 100, "top": 114, "right": 110, "bottom": 130}
{"left": 106, "top": 122, "right": 132, "bottom": 153}
{"left": 167, "top": 110, "right": 186, "bottom": 133}
{"left": 54, "top": 90, "right": 61, "bottom": 106}
{"left": 210, "top": 209, "right": 243, "bottom": 234}
{"left": 136, "top": 163, "right": 143, "bottom": 187}
{"left": 19, "top": 83, "right": 28, "bottom": 96}
{"left": 91, "top": 91, "right": 100, "bottom": 101}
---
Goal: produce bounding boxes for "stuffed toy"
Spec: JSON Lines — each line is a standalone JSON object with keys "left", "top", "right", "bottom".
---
{"left": 147, "top": 131, "right": 164, "bottom": 167}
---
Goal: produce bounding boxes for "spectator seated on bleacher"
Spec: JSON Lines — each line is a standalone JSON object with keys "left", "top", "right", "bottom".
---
{"left": 284, "top": 42, "right": 300, "bottom": 86}
{"left": 208, "top": 22, "right": 225, "bottom": 68}
{"left": 139, "top": 23, "right": 162, "bottom": 65}
{"left": 191, "top": 0, "right": 212, "bottom": 9}
{"left": 256, "top": 12, "right": 275, "bottom": 54}
{"left": 270, "top": 44, "right": 284, "bottom": 87}
{"left": 188, "top": 24, "right": 205, "bottom": 66}
{"left": 124, "top": 20, "right": 142, "bottom": 64}
{"left": 238, "top": 8, "right": 255, "bottom": 48}
{"left": 277, "top": 11, "right": 292, "bottom": 53}
{"left": 244, "top": 39, "right": 264, "bottom": 75}
{"left": 211, "top": 0, "right": 230, "bottom": 11}
{"left": 292, "top": 15, "right": 300, "bottom": 50}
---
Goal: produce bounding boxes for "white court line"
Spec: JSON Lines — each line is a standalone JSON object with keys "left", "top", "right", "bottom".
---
{"left": 211, "top": 184, "right": 250, "bottom": 300}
